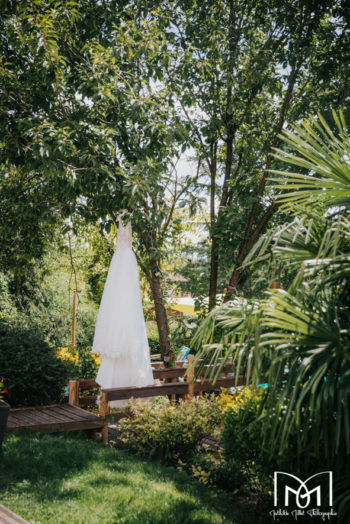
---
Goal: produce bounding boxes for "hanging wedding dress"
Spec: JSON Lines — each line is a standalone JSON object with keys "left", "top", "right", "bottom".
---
{"left": 92, "top": 213, "right": 154, "bottom": 406}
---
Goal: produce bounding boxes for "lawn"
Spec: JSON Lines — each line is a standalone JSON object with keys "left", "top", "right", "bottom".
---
{"left": 0, "top": 432, "right": 255, "bottom": 524}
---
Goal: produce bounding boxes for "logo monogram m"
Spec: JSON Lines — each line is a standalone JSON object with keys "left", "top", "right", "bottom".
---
{"left": 274, "top": 471, "right": 333, "bottom": 509}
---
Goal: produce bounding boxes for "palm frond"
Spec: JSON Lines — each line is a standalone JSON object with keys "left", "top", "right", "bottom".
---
{"left": 271, "top": 110, "right": 350, "bottom": 208}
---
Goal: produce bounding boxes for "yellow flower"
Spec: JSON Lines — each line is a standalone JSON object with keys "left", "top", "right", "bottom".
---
{"left": 56, "top": 347, "right": 79, "bottom": 364}
{"left": 92, "top": 353, "right": 101, "bottom": 366}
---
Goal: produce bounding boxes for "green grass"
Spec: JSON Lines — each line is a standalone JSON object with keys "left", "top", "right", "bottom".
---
{"left": 0, "top": 431, "right": 253, "bottom": 524}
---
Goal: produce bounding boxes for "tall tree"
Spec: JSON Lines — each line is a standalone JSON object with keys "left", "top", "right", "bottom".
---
{"left": 191, "top": 111, "right": 350, "bottom": 517}
{"left": 160, "top": 0, "right": 350, "bottom": 308}
{"left": 0, "top": 0, "right": 195, "bottom": 361}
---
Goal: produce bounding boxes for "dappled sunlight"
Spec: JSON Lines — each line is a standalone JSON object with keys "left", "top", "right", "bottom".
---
{"left": 0, "top": 433, "right": 251, "bottom": 523}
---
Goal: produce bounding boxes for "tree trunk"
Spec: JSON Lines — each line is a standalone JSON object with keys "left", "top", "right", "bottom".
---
{"left": 208, "top": 142, "right": 218, "bottom": 311}
{"left": 149, "top": 258, "right": 172, "bottom": 365}
{"left": 223, "top": 59, "right": 301, "bottom": 302}
{"left": 224, "top": 202, "right": 278, "bottom": 301}
{"left": 209, "top": 236, "right": 219, "bottom": 311}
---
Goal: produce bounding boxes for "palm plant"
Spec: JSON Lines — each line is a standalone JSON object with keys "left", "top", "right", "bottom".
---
{"left": 192, "top": 111, "right": 350, "bottom": 492}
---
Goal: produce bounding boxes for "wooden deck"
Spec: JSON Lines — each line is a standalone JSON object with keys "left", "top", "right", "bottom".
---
{"left": 0, "top": 504, "right": 29, "bottom": 523}
{"left": 7, "top": 404, "right": 105, "bottom": 434}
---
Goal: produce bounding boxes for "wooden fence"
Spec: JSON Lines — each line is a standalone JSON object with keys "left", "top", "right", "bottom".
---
{"left": 68, "top": 356, "right": 246, "bottom": 443}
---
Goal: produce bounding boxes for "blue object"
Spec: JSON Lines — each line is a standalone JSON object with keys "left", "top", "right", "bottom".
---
{"left": 178, "top": 346, "right": 190, "bottom": 361}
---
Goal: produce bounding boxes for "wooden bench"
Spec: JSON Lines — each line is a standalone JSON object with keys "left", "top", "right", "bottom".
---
{"left": 7, "top": 404, "right": 105, "bottom": 439}
{"left": 70, "top": 358, "right": 241, "bottom": 407}
{"left": 69, "top": 357, "right": 245, "bottom": 443}
{"left": 7, "top": 358, "right": 245, "bottom": 444}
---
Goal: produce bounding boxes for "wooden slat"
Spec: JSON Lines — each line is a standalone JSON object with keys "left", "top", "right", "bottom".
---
{"left": 78, "top": 379, "right": 99, "bottom": 390}
{"left": 8, "top": 411, "right": 40, "bottom": 427}
{"left": 104, "top": 375, "right": 247, "bottom": 402}
{"left": 51, "top": 405, "right": 88, "bottom": 421}
{"left": 7, "top": 404, "right": 105, "bottom": 434}
{"left": 104, "top": 382, "right": 188, "bottom": 401}
{"left": 151, "top": 363, "right": 234, "bottom": 380}
{"left": 6, "top": 412, "right": 25, "bottom": 427}
{"left": 194, "top": 363, "right": 235, "bottom": 375}
{"left": 8, "top": 417, "right": 104, "bottom": 433}
{"left": 77, "top": 361, "right": 235, "bottom": 391}
{"left": 8, "top": 409, "right": 62, "bottom": 429}
{"left": 0, "top": 504, "right": 29, "bottom": 524}
{"left": 153, "top": 367, "right": 186, "bottom": 379}
{"left": 54, "top": 404, "right": 99, "bottom": 421}
{"left": 9, "top": 404, "right": 59, "bottom": 411}
{"left": 27, "top": 409, "right": 63, "bottom": 424}
{"left": 150, "top": 361, "right": 164, "bottom": 369}
{"left": 36, "top": 406, "right": 80, "bottom": 424}
{"left": 193, "top": 375, "right": 246, "bottom": 393}
{"left": 30, "top": 408, "right": 72, "bottom": 425}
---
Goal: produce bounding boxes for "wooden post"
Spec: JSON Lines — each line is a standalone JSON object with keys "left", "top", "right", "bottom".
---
{"left": 71, "top": 290, "right": 77, "bottom": 347}
{"left": 171, "top": 377, "right": 176, "bottom": 403}
{"left": 69, "top": 380, "right": 79, "bottom": 406}
{"left": 99, "top": 391, "right": 109, "bottom": 444}
{"left": 186, "top": 354, "right": 194, "bottom": 401}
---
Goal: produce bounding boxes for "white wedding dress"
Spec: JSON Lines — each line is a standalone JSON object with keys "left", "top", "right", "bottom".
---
{"left": 92, "top": 215, "right": 154, "bottom": 407}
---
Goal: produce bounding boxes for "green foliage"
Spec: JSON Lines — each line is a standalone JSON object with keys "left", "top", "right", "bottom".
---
{"left": 186, "top": 453, "right": 247, "bottom": 494}
{"left": 147, "top": 337, "right": 161, "bottom": 355}
{"left": 145, "top": 321, "right": 161, "bottom": 355}
{"left": 219, "top": 388, "right": 304, "bottom": 495}
{"left": 0, "top": 319, "right": 68, "bottom": 407}
{"left": 74, "top": 346, "right": 99, "bottom": 379}
{"left": 162, "top": 0, "right": 350, "bottom": 300}
{"left": 192, "top": 111, "right": 350, "bottom": 496}
{"left": 272, "top": 110, "right": 350, "bottom": 208}
{"left": 146, "top": 318, "right": 195, "bottom": 355}
{"left": 211, "top": 458, "right": 246, "bottom": 494}
{"left": 0, "top": 272, "right": 17, "bottom": 320}
{"left": 221, "top": 391, "right": 266, "bottom": 467}
{"left": 0, "top": 0, "right": 200, "bottom": 359}
{"left": 169, "top": 316, "right": 195, "bottom": 353}
{"left": 118, "top": 396, "right": 222, "bottom": 464}
{"left": 16, "top": 233, "right": 98, "bottom": 349}
{"left": 56, "top": 345, "right": 99, "bottom": 380}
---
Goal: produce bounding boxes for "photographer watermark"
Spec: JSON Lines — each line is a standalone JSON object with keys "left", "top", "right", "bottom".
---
{"left": 270, "top": 471, "right": 337, "bottom": 520}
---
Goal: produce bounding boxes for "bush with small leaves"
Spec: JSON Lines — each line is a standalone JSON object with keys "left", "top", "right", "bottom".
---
{"left": 211, "top": 458, "right": 246, "bottom": 493}
{"left": 117, "top": 395, "right": 222, "bottom": 464}
{"left": 0, "top": 319, "right": 68, "bottom": 407}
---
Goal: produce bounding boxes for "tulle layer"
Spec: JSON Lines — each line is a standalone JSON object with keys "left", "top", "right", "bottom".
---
{"left": 95, "top": 355, "right": 154, "bottom": 389}
{"left": 92, "top": 247, "right": 149, "bottom": 360}
{"left": 92, "top": 240, "right": 154, "bottom": 397}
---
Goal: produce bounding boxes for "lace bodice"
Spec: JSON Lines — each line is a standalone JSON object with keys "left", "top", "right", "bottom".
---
{"left": 117, "top": 217, "right": 132, "bottom": 248}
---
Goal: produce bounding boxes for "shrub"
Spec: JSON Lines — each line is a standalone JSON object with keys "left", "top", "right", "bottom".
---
{"left": 56, "top": 345, "right": 100, "bottom": 380}
{"left": 0, "top": 272, "right": 17, "bottom": 320}
{"left": 169, "top": 316, "right": 195, "bottom": 351}
{"left": 220, "top": 387, "right": 299, "bottom": 489}
{"left": 146, "top": 321, "right": 161, "bottom": 355}
{"left": 211, "top": 458, "right": 246, "bottom": 492}
{"left": 148, "top": 337, "right": 161, "bottom": 355}
{"left": 0, "top": 320, "right": 68, "bottom": 407}
{"left": 117, "top": 395, "right": 222, "bottom": 464}
{"left": 220, "top": 387, "right": 266, "bottom": 467}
